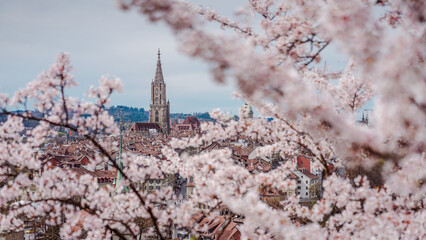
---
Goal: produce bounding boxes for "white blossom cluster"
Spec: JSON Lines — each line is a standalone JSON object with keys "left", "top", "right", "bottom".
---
{"left": 0, "top": 0, "right": 424, "bottom": 239}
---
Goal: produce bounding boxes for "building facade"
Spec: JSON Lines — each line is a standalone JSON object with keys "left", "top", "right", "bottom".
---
{"left": 149, "top": 49, "right": 170, "bottom": 134}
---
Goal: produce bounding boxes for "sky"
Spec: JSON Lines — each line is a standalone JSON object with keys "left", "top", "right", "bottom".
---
{"left": 0, "top": 0, "right": 351, "bottom": 115}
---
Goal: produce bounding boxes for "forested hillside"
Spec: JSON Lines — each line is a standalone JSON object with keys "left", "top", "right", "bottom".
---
{"left": 107, "top": 105, "right": 149, "bottom": 123}
{"left": 107, "top": 105, "right": 214, "bottom": 123}
{"left": 0, "top": 106, "right": 214, "bottom": 127}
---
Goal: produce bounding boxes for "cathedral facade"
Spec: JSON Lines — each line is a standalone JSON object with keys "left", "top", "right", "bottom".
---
{"left": 149, "top": 49, "right": 170, "bottom": 134}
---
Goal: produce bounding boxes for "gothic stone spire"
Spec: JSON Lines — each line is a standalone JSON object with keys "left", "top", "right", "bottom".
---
{"left": 155, "top": 48, "right": 164, "bottom": 82}
{"left": 149, "top": 49, "right": 170, "bottom": 134}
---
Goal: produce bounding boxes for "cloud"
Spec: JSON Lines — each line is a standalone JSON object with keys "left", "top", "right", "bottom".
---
{"left": 0, "top": 0, "right": 247, "bottom": 114}
{"left": 0, "top": 0, "right": 348, "bottom": 116}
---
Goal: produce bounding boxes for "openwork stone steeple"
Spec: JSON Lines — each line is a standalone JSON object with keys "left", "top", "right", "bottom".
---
{"left": 155, "top": 49, "right": 164, "bottom": 83}
{"left": 149, "top": 49, "right": 170, "bottom": 134}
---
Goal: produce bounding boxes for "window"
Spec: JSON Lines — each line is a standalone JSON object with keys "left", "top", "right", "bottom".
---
{"left": 156, "top": 180, "right": 161, "bottom": 184}
{"left": 149, "top": 180, "right": 153, "bottom": 184}
{"left": 149, "top": 186, "right": 153, "bottom": 190}
{"left": 297, "top": 186, "right": 301, "bottom": 190}
{"left": 306, "top": 186, "right": 308, "bottom": 190}
{"left": 156, "top": 186, "right": 160, "bottom": 190}
{"left": 297, "top": 180, "right": 301, "bottom": 183}
{"left": 306, "top": 181, "right": 308, "bottom": 184}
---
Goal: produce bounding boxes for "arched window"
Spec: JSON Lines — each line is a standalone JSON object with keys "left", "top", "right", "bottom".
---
{"left": 155, "top": 110, "right": 159, "bottom": 122}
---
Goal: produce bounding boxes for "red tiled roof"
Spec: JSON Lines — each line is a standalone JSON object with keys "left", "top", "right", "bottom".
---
{"left": 45, "top": 157, "right": 60, "bottom": 167}
{"left": 202, "top": 142, "right": 222, "bottom": 152}
{"left": 183, "top": 116, "right": 200, "bottom": 126}
{"left": 288, "top": 172, "right": 298, "bottom": 179}
{"left": 260, "top": 186, "right": 281, "bottom": 197}
{"left": 301, "top": 171, "right": 319, "bottom": 180}
{"left": 216, "top": 221, "right": 240, "bottom": 240}
{"left": 71, "top": 168, "right": 96, "bottom": 178}
{"left": 201, "top": 216, "right": 226, "bottom": 237}
{"left": 247, "top": 159, "right": 271, "bottom": 172}
{"left": 79, "top": 155, "right": 91, "bottom": 165}
{"left": 297, "top": 155, "right": 311, "bottom": 171}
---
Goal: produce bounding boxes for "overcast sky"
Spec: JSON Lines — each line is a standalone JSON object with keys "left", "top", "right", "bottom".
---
{"left": 0, "top": 0, "right": 350, "bottom": 115}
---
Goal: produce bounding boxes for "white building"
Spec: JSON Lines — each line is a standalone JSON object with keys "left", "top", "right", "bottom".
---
{"left": 292, "top": 170, "right": 320, "bottom": 199}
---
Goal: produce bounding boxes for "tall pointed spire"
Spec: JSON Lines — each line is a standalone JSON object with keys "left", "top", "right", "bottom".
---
{"left": 155, "top": 48, "right": 164, "bottom": 82}
{"left": 149, "top": 49, "right": 170, "bottom": 134}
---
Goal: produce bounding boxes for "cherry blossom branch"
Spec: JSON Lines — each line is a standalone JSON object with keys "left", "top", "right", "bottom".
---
{"left": 6, "top": 197, "right": 137, "bottom": 239}
{"left": 302, "top": 41, "right": 330, "bottom": 68}
{"left": 0, "top": 109, "right": 165, "bottom": 240}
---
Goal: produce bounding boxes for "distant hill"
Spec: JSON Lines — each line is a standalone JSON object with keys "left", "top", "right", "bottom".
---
{"left": 170, "top": 112, "right": 214, "bottom": 122}
{"left": 0, "top": 106, "right": 215, "bottom": 128}
{"left": 107, "top": 106, "right": 149, "bottom": 123}
{"left": 108, "top": 105, "right": 214, "bottom": 123}
{"left": 0, "top": 110, "right": 42, "bottom": 128}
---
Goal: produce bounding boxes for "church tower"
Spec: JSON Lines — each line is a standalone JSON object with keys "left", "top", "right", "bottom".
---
{"left": 149, "top": 49, "right": 170, "bottom": 134}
